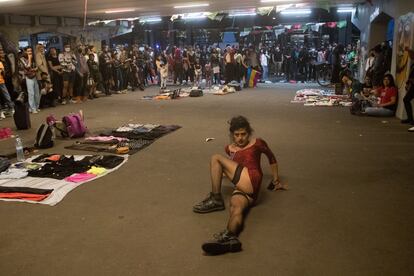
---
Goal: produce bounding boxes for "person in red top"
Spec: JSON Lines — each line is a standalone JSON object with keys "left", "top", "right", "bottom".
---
{"left": 364, "top": 74, "right": 398, "bottom": 117}
{"left": 193, "top": 116, "right": 287, "bottom": 255}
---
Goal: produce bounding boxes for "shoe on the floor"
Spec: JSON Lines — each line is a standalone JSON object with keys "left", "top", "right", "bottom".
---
{"left": 0, "top": 111, "right": 5, "bottom": 120}
{"left": 193, "top": 193, "right": 225, "bottom": 213}
{"left": 409, "top": 126, "right": 414, "bottom": 132}
{"left": 61, "top": 100, "right": 67, "bottom": 105}
{"left": 401, "top": 119, "right": 414, "bottom": 124}
{"left": 202, "top": 230, "right": 242, "bottom": 255}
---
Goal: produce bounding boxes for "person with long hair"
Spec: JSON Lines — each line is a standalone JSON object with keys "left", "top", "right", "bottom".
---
{"left": 193, "top": 116, "right": 286, "bottom": 255}
{"left": 364, "top": 74, "right": 398, "bottom": 117}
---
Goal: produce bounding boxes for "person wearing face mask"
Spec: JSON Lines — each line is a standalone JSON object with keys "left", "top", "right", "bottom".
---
{"left": 19, "top": 47, "right": 40, "bottom": 113}
{"left": 272, "top": 46, "right": 283, "bottom": 78}
{"left": 99, "top": 45, "right": 113, "bottom": 95}
{"left": 193, "top": 116, "right": 286, "bottom": 255}
{"left": 74, "top": 46, "right": 89, "bottom": 102}
{"left": 58, "top": 44, "right": 76, "bottom": 104}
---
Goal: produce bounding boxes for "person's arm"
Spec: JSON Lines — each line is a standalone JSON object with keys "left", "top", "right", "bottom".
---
{"left": 405, "top": 47, "right": 414, "bottom": 59}
{"left": 258, "top": 139, "right": 286, "bottom": 190}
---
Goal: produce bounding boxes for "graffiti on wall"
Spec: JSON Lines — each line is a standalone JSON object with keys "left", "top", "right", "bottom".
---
{"left": 396, "top": 13, "right": 414, "bottom": 91}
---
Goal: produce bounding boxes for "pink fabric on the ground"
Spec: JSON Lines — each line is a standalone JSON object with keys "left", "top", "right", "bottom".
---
{"left": 64, "top": 173, "right": 97, "bottom": 183}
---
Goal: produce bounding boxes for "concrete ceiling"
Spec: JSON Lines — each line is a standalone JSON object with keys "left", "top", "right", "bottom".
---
{"left": 0, "top": 0, "right": 361, "bottom": 19}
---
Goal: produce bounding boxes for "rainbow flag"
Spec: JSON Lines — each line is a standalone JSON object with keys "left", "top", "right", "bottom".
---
{"left": 247, "top": 68, "right": 261, "bottom": 88}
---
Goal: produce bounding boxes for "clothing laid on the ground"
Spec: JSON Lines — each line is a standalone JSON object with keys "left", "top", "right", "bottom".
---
{"left": 64, "top": 173, "right": 96, "bottom": 183}
{"left": 66, "top": 124, "right": 181, "bottom": 155}
{"left": 225, "top": 138, "right": 277, "bottom": 200}
{"left": 0, "top": 154, "right": 127, "bottom": 205}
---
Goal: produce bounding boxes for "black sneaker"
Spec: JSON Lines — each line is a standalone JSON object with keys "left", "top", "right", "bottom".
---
{"left": 193, "top": 193, "right": 225, "bottom": 213}
{"left": 202, "top": 230, "right": 242, "bottom": 255}
{"left": 401, "top": 119, "right": 414, "bottom": 124}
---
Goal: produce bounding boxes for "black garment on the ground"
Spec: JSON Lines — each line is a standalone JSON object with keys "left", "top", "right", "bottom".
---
{"left": 0, "top": 186, "right": 53, "bottom": 195}
{"left": 101, "top": 125, "right": 181, "bottom": 140}
{"left": 28, "top": 155, "right": 92, "bottom": 180}
{"left": 81, "top": 155, "right": 125, "bottom": 169}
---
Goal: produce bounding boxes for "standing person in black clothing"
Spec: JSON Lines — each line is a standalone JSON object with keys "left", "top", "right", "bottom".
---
{"left": 283, "top": 44, "right": 292, "bottom": 81}
{"left": 290, "top": 46, "right": 299, "bottom": 82}
{"left": 331, "top": 44, "right": 345, "bottom": 84}
{"left": 47, "top": 47, "right": 63, "bottom": 102}
{"left": 99, "top": 45, "right": 113, "bottom": 95}
{"left": 402, "top": 46, "right": 414, "bottom": 125}
{"left": 372, "top": 45, "right": 385, "bottom": 88}
{"left": 298, "top": 46, "right": 309, "bottom": 82}
{"left": 272, "top": 46, "right": 283, "bottom": 77}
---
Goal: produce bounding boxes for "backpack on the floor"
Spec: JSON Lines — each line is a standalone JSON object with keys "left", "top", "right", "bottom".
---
{"left": 34, "top": 123, "right": 54, "bottom": 148}
{"left": 62, "top": 113, "right": 87, "bottom": 138}
{"left": 190, "top": 89, "right": 203, "bottom": 97}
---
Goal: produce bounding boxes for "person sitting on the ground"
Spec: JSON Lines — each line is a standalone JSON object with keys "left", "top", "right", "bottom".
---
{"left": 193, "top": 116, "right": 287, "bottom": 255}
{"left": 363, "top": 74, "right": 398, "bottom": 117}
{"left": 39, "top": 72, "right": 55, "bottom": 108}
{"left": 340, "top": 69, "right": 363, "bottom": 99}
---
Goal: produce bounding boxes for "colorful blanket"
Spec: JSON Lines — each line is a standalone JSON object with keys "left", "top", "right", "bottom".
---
{"left": 0, "top": 154, "right": 128, "bottom": 206}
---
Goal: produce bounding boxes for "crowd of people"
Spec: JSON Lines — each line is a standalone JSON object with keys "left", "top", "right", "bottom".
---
{"left": 0, "top": 38, "right": 413, "bottom": 128}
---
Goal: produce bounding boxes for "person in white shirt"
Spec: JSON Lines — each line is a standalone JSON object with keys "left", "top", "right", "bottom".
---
{"left": 260, "top": 49, "right": 270, "bottom": 81}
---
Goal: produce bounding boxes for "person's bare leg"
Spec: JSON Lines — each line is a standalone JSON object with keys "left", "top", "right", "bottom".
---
{"left": 227, "top": 195, "right": 250, "bottom": 235}
{"left": 210, "top": 154, "right": 225, "bottom": 194}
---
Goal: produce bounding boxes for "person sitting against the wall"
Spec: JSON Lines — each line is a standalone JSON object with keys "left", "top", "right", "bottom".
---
{"left": 363, "top": 74, "right": 398, "bottom": 117}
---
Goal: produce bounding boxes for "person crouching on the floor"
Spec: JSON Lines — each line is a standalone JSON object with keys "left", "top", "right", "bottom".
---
{"left": 39, "top": 72, "right": 56, "bottom": 108}
{"left": 193, "top": 116, "right": 287, "bottom": 255}
{"left": 160, "top": 62, "right": 168, "bottom": 90}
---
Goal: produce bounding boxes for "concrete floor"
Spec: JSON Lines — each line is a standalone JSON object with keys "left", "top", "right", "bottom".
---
{"left": 0, "top": 84, "right": 413, "bottom": 276}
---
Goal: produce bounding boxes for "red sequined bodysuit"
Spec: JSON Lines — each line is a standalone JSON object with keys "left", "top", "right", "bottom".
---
{"left": 225, "top": 138, "right": 277, "bottom": 199}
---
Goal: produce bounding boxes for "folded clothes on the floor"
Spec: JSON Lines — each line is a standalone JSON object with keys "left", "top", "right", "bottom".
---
{"left": 0, "top": 186, "right": 53, "bottom": 194}
{"left": 0, "top": 193, "right": 51, "bottom": 201}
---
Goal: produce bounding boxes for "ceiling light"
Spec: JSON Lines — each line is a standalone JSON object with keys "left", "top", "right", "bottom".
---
{"left": 140, "top": 17, "right": 162, "bottom": 23}
{"left": 260, "top": 0, "right": 297, "bottom": 2}
{"left": 174, "top": 3, "right": 209, "bottom": 9}
{"left": 229, "top": 13, "right": 256, "bottom": 17}
{"left": 105, "top": 8, "right": 135, "bottom": 14}
{"left": 182, "top": 12, "right": 207, "bottom": 20}
{"left": 280, "top": 9, "right": 311, "bottom": 15}
{"left": 337, "top": 8, "right": 355, "bottom": 13}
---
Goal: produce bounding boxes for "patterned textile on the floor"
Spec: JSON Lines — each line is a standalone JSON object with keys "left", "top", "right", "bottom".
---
{"left": 0, "top": 154, "right": 127, "bottom": 206}
{"left": 291, "top": 89, "right": 352, "bottom": 107}
{"left": 65, "top": 124, "right": 181, "bottom": 155}
{"left": 141, "top": 89, "right": 185, "bottom": 100}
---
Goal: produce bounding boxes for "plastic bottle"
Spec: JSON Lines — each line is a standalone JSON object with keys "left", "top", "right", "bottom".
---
{"left": 15, "top": 135, "right": 25, "bottom": 162}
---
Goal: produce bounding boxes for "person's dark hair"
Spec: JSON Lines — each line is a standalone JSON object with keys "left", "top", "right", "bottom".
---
{"left": 383, "top": 73, "right": 396, "bottom": 88}
{"left": 340, "top": 69, "right": 353, "bottom": 81}
{"left": 229, "top": 116, "right": 253, "bottom": 134}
